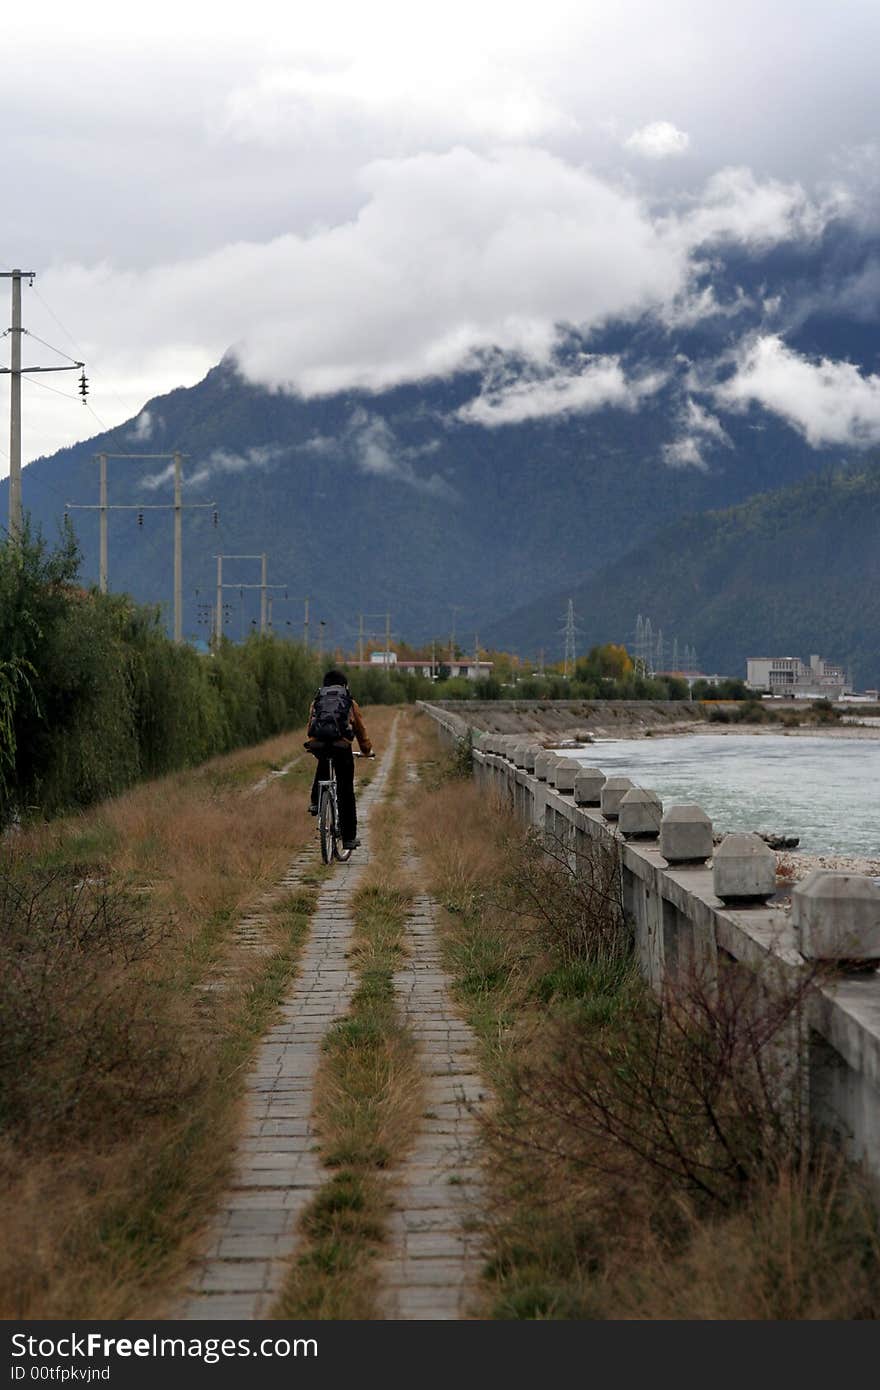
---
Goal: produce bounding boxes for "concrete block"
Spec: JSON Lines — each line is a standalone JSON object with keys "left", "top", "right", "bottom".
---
{"left": 512, "top": 743, "right": 528, "bottom": 769}
{"left": 713, "top": 832, "right": 776, "bottom": 903}
{"left": 619, "top": 787, "right": 663, "bottom": 839}
{"left": 600, "top": 776, "right": 634, "bottom": 821}
{"left": 521, "top": 745, "right": 536, "bottom": 773}
{"left": 534, "top": 751, "right": 552, "bottom": 782}
{"left": 553, "top": 758, "right": 580, "bottom": 794}
{"left": 545, "top": 753, "right": 564, "bottom": 787}
{"left": 574, "top": 768, "right": 606, "bottom": 805}
{"left": 791, "top": 870, "right": 880, "bottom": 962}
{"left": 660, "top": 804, "right": 713, "bottom": 864}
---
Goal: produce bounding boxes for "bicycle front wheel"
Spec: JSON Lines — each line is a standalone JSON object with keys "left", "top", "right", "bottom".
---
{"left": 319, "top": 789, "right": 334, "bottom": 864}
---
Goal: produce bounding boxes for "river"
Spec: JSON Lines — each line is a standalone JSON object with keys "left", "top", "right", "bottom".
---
{"left": 560, "top": 732, "right": 880, "bottom": 856}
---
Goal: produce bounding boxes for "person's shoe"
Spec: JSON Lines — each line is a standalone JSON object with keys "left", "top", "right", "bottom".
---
{"left": 342, "top": 837, "right": 361, "bottom": 850}
{"left": 308, "top": 802, "right": 318, "bottom": 816}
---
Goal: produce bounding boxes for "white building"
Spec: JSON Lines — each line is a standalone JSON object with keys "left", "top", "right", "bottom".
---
{"left": 350, "top": 652, "right": 494, "bottom": 681}
{"left": 746, "top": 654, "right": 851, "bottom": 698}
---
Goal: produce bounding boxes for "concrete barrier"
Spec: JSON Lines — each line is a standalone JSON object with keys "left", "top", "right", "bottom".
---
{"left": 660, "top": 804, "right": 713, "bottom": 864}
{"left": 792, "top": 870, "right": 880, "bottom": 963}
{"left": 713, "top": 833, "right": 777, "bottom": 903}
{"left": 619, "top": 787, "right": 663, "bottom": 839}
{"left": 553, "top": 758, "right": 580, "bottom": 794}
{"left": 417, "top": 701, "right": 880, "bottom": 1178}
{"left": 600, "top": 776, "right": 634, "bottom": 821}
{"left": 574, "top": 768, "right": 606, "bottom": 806}
{"left": 534, "top": 751, "right": 552, "bottom": 782}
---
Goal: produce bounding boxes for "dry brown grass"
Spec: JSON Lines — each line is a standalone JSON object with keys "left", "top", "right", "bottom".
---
{"left": 408, "top": 713, "right": 880, "bottom": 1321}
{"left": 0, "top": 707, "right": 398, "bottom": 1318}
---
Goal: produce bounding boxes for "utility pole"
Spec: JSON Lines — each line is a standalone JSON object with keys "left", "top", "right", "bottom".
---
{"left": 385, "top": 611, "right": 392, "bottom": 663}
{"left": 173, "top": 452, "right": 184, "bottom": 643}
{"left": 7, "top": 270, "right": 23, "bottom": 539}
{"left": 448, "top": 605, "right": 462, "bottom": 665}
{"left": 212, "top": 553, "right": 288, "bottom": 644}
{"left": 431, "top": 639, "right": 436, "bottom": 680}
{"left": 358, "top": 614, "right": 365, "bottom": 664}
{"left": 264, "top": 592, "right": 309, "bottom": 646}
{"left": 3, "top": 269, "right": 83, "bottom": 542}
{"left": 67, "top": 452, "right": 213, "bottom": 644}
{"left": 98, "top": 452, "right": 108, "bottom": 591}
{"left": 215, "top": 555, "right": 223, "bottom": 647}
{"left": 473, "top": 632, "right": 479, "bottom": 676}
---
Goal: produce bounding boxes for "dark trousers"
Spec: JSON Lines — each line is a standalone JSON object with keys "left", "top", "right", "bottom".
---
{"left": 310, "top": 744, "right": 356, "bottom": 841}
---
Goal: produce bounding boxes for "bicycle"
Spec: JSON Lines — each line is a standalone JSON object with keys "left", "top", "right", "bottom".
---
{"left": 317, "top": 750, "right": 374, "bottom": 864}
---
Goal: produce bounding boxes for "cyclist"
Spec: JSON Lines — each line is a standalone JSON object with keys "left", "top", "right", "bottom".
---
{"left": 305, "top": 668, "right": 374, "bottom": 850}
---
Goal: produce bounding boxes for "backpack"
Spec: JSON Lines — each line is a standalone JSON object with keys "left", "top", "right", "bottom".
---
{"left": 309, "top": 684, "right": 353, "bottom": 743}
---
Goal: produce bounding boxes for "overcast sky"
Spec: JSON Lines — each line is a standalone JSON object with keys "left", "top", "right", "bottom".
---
{"left": 3, "top": 0, "right": 880, "bottom": 473}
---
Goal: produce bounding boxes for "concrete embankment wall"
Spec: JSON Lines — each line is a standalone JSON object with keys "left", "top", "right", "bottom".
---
{"left": 426, "top": 698, "right": 706, "bottom": 738}
{"left": 419, "top": 701, "right": 880, "bottom": 1177}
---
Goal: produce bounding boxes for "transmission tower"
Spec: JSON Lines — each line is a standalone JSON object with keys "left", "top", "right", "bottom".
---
{"left": 644, "top": 618, "right": 654, "bottom": 675}
{"left": 634, "top": 614, "right": 645, "bottom": 672}
{"left": 561, "top": 599, "right": 578, "bottom": 677}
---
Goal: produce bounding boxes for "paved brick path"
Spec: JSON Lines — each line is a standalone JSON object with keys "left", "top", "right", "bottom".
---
{"left": 178, "top": 727, "right": 397, "bottom": 1319}
{"left": 374, "top": 829, "right": 490, "bottom": 1318}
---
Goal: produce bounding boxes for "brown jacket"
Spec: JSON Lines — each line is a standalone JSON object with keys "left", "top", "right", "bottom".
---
{"left": 304, "top": 696, "right": 373, "bottom": 756}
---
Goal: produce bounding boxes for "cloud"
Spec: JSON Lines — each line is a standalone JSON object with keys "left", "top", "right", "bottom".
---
{"left": 224, "top": 62, "right": 576, "bottom": 151}
{"left": 716, "top": 334, "right": 880, "bottom": 446}
{"left": 13, "top": 146, "right": 836, "bottom": 472}
{"left": 663, "top": 396, "right": 732, "bottom": 469}
{"left": 347, "top": 409, "right": 457, "bottom": 499}
{"left": 625, "top": 121, "right": 690, "bottom": 159}
{"left": 458, "top": 356, "right": 665, "bottom": 426}
{"left": 141, "top": 443, "right": 286, "bottom": 490}
{"left": 676, "top": 166, "right": 828, "bottom": 249}
{"left": 127, "top": 410, "right": 154, "bottom": 442}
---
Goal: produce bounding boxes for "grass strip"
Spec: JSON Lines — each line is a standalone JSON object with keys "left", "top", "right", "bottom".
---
{"left": 273, "top": 751, "right": 422, "bottom": 1319}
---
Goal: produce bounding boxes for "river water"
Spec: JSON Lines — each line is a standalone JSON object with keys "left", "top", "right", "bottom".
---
{"left": 560, "top": 733, "right": 880, "bottom": 856}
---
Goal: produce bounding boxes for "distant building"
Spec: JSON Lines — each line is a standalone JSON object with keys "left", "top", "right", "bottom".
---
{"left": 348, "top": 651, "right": 494, "bottom": 681}
{"left": 746, "top": 654, "right": 852, "bottom": 699}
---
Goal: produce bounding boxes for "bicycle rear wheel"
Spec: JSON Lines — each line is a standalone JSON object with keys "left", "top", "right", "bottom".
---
{"left": 319, "top": 788, "right": 334, "bottom": 864}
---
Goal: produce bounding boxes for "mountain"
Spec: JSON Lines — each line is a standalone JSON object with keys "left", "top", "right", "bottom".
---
{"left": 1, "top": 357, "right": 865, "bottom": 654}
{"left": 4, "top": 228, "right": 879, "bottom": 660}
{"left": 485, "top": 461, "right": 880, "bottom": 687}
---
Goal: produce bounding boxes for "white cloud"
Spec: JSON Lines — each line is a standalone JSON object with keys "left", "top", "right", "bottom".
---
{"left": 663, "top": 396, "right": 732, "bottom": 469}
{"left": 625, "top": 121, "right": 690, "bottom": 159}
{"left": 128, "top": 410, "right": 153, "bottom": 442}
{"left": 676, "top": 166, "right": 827, "bottom": 249}
{"left": 5, "top": 0, "right": 876, "bottom": 470}
{"left": 346, "top": 409, "right": 456, "bottom": 499}
{"left": 9, "top": 149, "right": 834, "bottom": 470}
{"left": 224, "top": 62, "right": 576, "bottom": 151}
{"left": 458, "top": 357, "right": 665, "bottom": 426}
{"left": 141, "top": 443, "right": 286, "bottom": 490}
{"left": 716, "top": 335, "right": 880, "bottom": 447}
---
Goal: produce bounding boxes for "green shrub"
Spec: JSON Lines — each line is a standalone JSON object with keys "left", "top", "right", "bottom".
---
{"left": 0, "top": 526, "right": 324, "bottom": 824}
